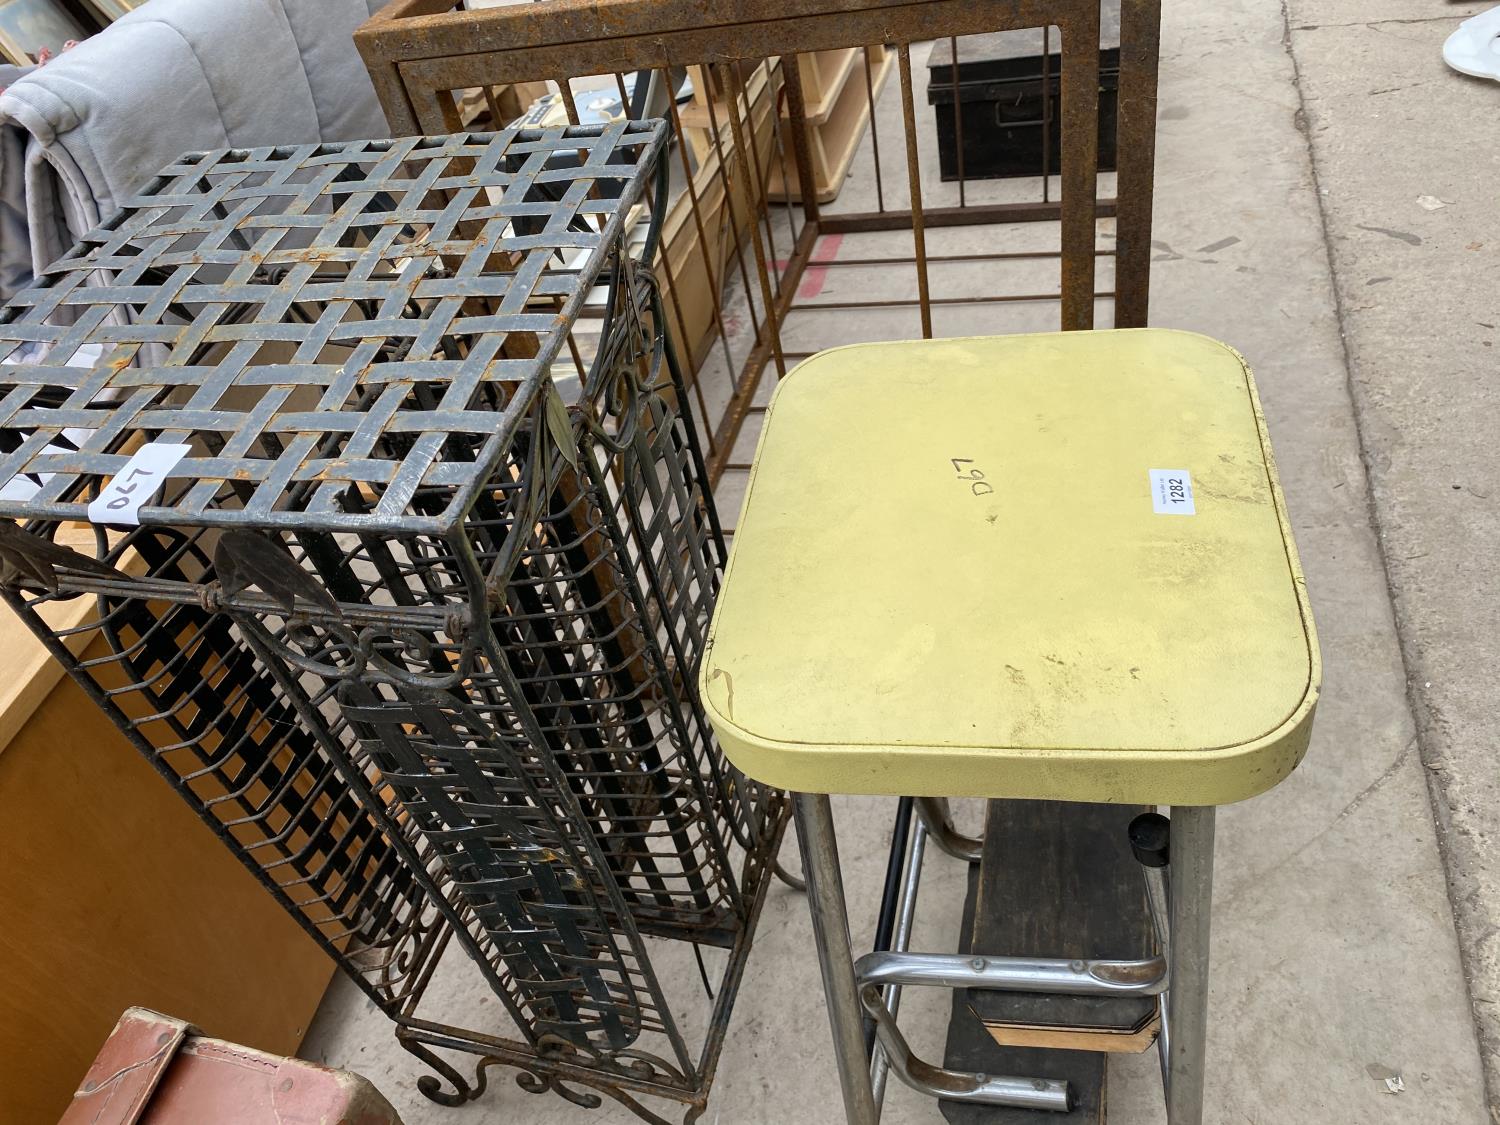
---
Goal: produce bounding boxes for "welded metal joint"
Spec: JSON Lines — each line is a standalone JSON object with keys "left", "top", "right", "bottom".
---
{"left": 856, "top": 977, "right": 1072, "bottom": 1112}
{"left": 912, "top": 796, "right": 983, "bottom": 862}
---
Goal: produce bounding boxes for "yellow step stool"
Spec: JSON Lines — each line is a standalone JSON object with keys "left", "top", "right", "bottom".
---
{"left": 700, "top": 329, "right": 1320, "bottom": 1124}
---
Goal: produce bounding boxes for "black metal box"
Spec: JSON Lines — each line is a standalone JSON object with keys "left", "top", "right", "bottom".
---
{"left": 926, "top": 3, "right": 1120, "bottom": 181}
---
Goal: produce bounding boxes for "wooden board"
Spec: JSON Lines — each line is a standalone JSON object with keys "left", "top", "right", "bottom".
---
{"left": 793, "top": 47, "right": 862, "bottom": 125}
{"left": 0, "top": 605, "right": 334, "bottom": 1123}
{"left": 967, "top": 800, "right": 1158, "bottom": 1051}
{"left": 942, "top": 863, "right": 1105, "bottom": 1125}
{"left": 0, "top": 524, "right": 130, "bottom": 758}
{"left": 768, "top": 46, "right": 892, "bottom": 204}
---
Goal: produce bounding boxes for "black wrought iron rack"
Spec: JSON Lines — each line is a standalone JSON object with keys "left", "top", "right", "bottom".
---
{"left": 0, "top": 123, "right": 786, "bottom": 1124}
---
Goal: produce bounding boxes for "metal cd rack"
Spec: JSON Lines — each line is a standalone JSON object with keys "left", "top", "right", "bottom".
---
{"left": 0, "top": 124, "right": 786, "bottom": 1123}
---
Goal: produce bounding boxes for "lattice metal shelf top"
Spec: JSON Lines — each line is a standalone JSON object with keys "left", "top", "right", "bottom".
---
{"left": 0, "top": 122, "right": 665, "bottom": 534}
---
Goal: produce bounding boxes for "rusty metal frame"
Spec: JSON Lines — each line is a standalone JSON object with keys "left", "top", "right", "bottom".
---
{"left": 356, "top": 0, "right": 1161, "bottom": 488}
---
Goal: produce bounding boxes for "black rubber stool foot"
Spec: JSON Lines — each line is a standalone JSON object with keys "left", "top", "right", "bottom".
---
{"left": 1129, "top": 812, "right": 1171, "bottom": 868}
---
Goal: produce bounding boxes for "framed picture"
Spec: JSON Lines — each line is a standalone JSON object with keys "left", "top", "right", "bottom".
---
{"left": 0, "top": 0, "right": 88, "bottom": 65}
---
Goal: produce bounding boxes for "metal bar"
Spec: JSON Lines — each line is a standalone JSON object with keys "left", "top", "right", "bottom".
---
{"left": 780, "top": 54, "right": 822, "bottom": 228}
{"left": 1144, "top": 858, "right": 1173, "bottom": 1095}
{"left": 1056, "top": 6, "right": 1101, "bottom": 330}
{"left": 818, "top": 198, "right": 1118, "bottom": 233}
{"left": 861, "top": 45, "right": 887, "bottom": 212}
{"left": 1042, "top": 23, "right": 1052, "bottom": 203}
{"left": 764, "top": 61, "right": 808, "bottom": 284}
{"left": 737, "top": 64, "right": 784, "bottom": 300}
{"left": 806, "top": 249, "right": 1116, "bottom": 267}
{"left": 1165, "top": 805, "right": 1215, "bottom": 1124}
{"left": 948, "top": 36, "right": 966, "bottom": 207}
{"left": 895, "top": 43, "right": 932, "bottom": 339}
{"left": 871, "top": 815, "right": 927, "bottom": 1108}
{"left": 376, "top": 0, "right": 1112, "bottom": 90}
{"left": 725, "top": 65, "right": 789, "bottom": 377}
{"left": 855, "top": 950, "right": 1168, "bottom": 996}
{"left": 682, "top": 804, "right": 791, "bottom": 1100}
{"left": 662, "top": 68, "right": 741, "bottom": 399}
{"left": 864, "top": 797, "right": 915, "bottom": 1059}
{"left": 483, "top": 84, "right": 507, "bottom": 127}
{"left": 706, "top": 220, "right": 817, "bottom": 483}
{"left": 555, "top": 296, "right": 586, "bottom": 379}
{"left": 912, "top": 796, "right": 982, "bottom": 862}
{"left": 701, "top": 72, "right": 768, "bottom": 353}
{"left": 1114, "top": 0, "right": 1164, "bottom": 326}
{"left": 558, "top": 74, "right": 582, "bottom": 125}
{"left": 860, "top": 988, "right": 1073, "bottom": 1111}
{"left": 793, "top": 792, "right": 880, "bottom": 1125}
{"left": 649, "top": 220, "right": 719, "bottom": 457}
{"left": 790, "top": 290, "right": 1113, "bottom": 312}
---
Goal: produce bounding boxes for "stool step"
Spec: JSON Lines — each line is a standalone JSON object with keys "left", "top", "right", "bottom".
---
{"left": 942, "top": 863, "right": 1105, "bottom": 1124}
{"left": 967, "top": 800, "right": 1159, "bottom": 1052}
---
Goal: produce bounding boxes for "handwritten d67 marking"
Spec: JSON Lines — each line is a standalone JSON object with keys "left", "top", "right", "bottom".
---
{"left": 950, "top": 457, "right": 995, "bottom": 497}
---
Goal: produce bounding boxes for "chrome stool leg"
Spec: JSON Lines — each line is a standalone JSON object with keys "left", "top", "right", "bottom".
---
{"left": 912, "top": 796, "right": 983, "bottom": 862}
{"left": 1165, "top": 805, "right": 1216, "bottom": 1125}
{"left": 793, "top": 792, "right": 880, "bottom": 1125}
{"left": 800, "top": 794, "right": 1218, "bottom": 1124}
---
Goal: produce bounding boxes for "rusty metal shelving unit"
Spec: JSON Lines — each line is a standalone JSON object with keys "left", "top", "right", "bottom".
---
{"left": 0, "top": 124, "right": 785, "bottom": 1124}
{"left": 356, "top": 0, "right": 1162, "bottom": 495}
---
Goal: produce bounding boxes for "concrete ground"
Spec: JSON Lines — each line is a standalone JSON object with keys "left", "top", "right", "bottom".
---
{"left": 302, "top": 1, "right": 1498, "bottom": 1121}
{"left": 1284, "top": 0, "right": 1500, "bottom": 1103}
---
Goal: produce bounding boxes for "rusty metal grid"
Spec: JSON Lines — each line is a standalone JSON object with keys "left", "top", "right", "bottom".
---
{"left": 0, "top": 123, "right": 665, "bottom": 535}
{"left": 354, "top": 0, "right": 1161, "bottom": 497}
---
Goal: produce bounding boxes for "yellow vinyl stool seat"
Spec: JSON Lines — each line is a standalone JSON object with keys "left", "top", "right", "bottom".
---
{"left": 701, "top": 328, "right": 1319, "bottom": 807}
{"left": 699, "top": 329, "right": 1320, "bottom": 1125}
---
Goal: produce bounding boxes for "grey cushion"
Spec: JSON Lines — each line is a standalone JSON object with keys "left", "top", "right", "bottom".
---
{"left": 0, "top": 0, "right": 390, "bottom": 297}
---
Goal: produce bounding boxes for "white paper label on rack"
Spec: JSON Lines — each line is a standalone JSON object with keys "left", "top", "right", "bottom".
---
{"left": 87, "top": 442, "right": 191, "bottom": 526}
{"left": 1149, "top": 469, "right": 1196, "bottom": 515}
